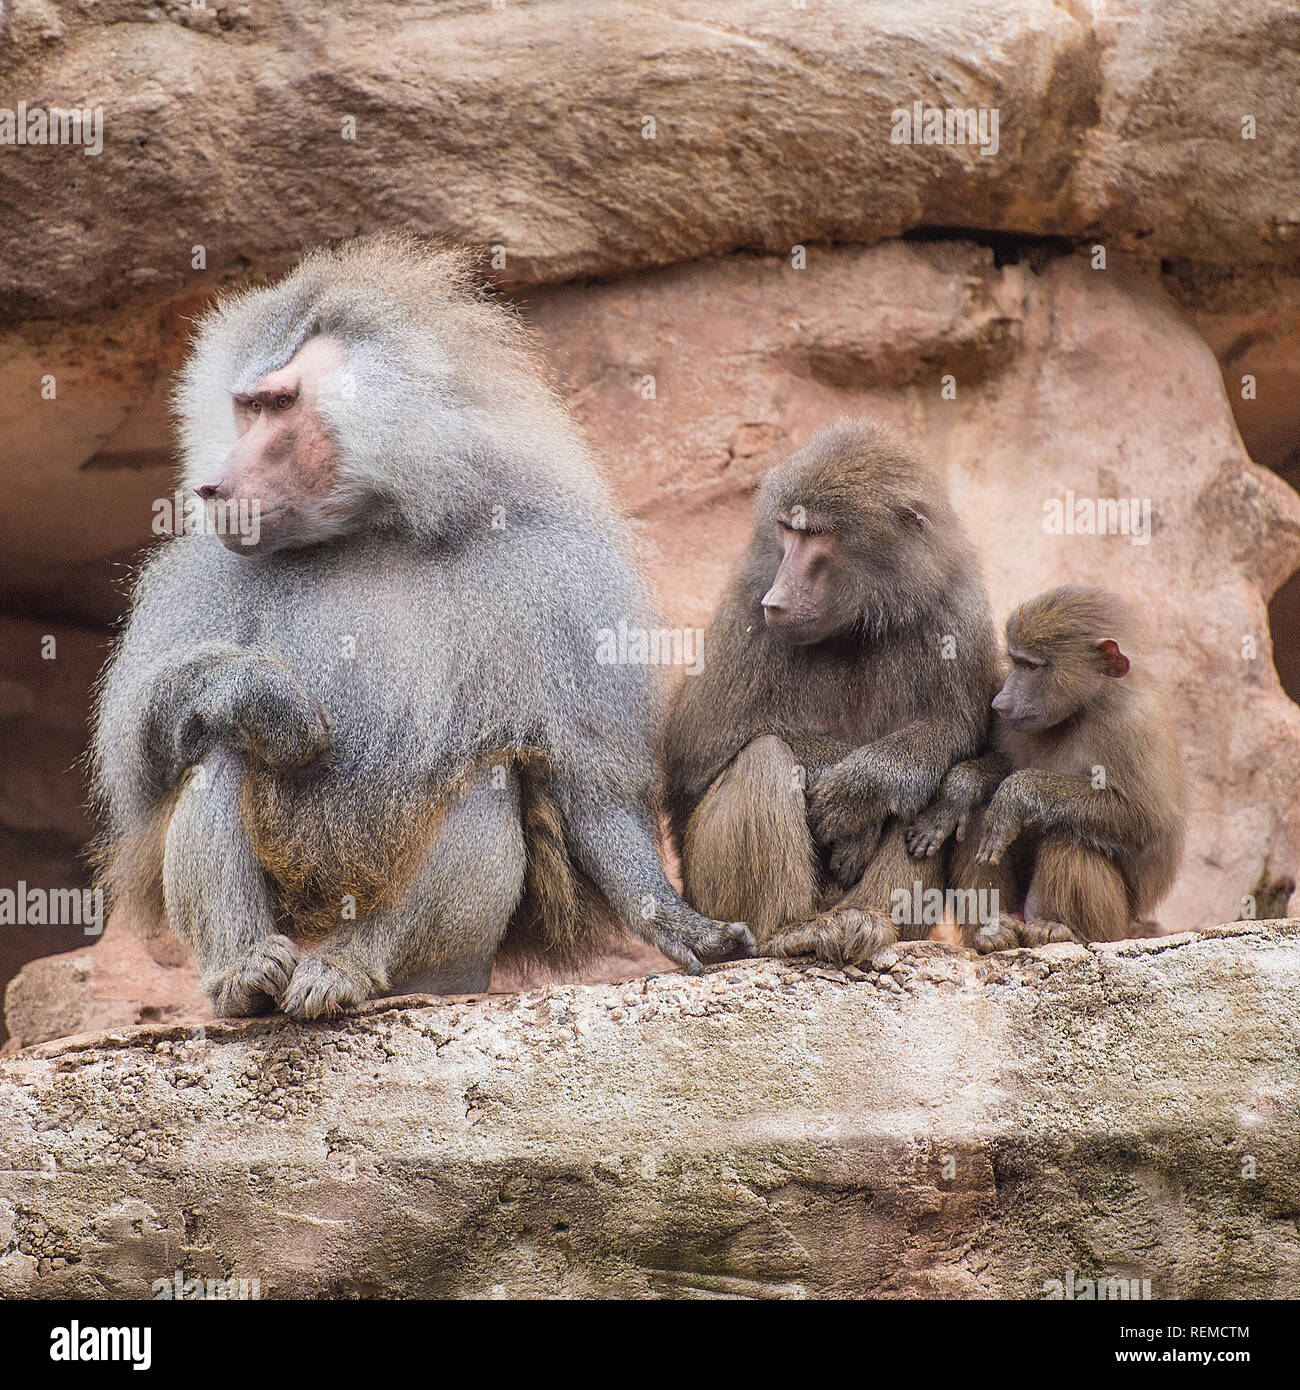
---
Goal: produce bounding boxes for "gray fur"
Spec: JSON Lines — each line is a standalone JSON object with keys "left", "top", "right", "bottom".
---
{"left": 92, "top": 234, "right": 751, "bottom": 1017}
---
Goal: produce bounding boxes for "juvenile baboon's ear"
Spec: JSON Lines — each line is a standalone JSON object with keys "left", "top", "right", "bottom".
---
{"left": 1094, "top": 637, "right": 1131, "bottom": 677}
{"left": 899, "top": 506, "right": 932, "bottom": 535}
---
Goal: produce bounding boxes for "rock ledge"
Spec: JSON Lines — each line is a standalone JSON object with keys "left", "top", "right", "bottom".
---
{"left": 1, "top": 922, "right": 1298, "bottom": 1299}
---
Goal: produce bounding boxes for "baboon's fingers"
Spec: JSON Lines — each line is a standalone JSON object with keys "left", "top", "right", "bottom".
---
{"left": 1020, "top": 919, "right": 1081, "bottom": 948}
{"left": 206, "top": 934, "right": 302, "bottom": 1017}
{"left": 763, "top": 911, "right": 897, "bottom": 969}
{"left": 972, "top": 915, "right": 1022, "bottom": 953}
{"left": 723, "top": 921, "right": 757, "bottom": 958}
{"left": 830, "top": 819, "right": 882, "bottom": 885}
{"left": 760, "top": 924, "right": 823, "bottom": 959}
{"left": 280, "top": 955, "right": 370, "bottom": 1019}
{"left": 654, "top": 935, "right": 705, "bottom": 975}
{"left": 906, "top": 820, "right": 946, "bottom": 857}
{"left": 903, "top": 822, "right": 930, "bottom": 856}
{"left": 818, "top": 911, "right": 896, "bottom": 968}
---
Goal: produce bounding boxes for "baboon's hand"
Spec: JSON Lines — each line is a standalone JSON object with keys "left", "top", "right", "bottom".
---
{"left": 809, "top": 758, "right": 885, "bottom": 841}
{"left": 654, "top": 913, "right": 755, "bottom": 975}
{"left": 205, "top": 934, "right": 300, "bottom": 1017}
{"left": 971, "top": 915, "right": 1023, "bottom": 954}
{"left": 809, "top": 760, "right": 875, "bottom": 842}
{"left": 809, "top": 757, "right": 888, "bottom": 886}
{"left": 280, "top": 953, "right": 375, "bottom": 1019}
{"left": 827, "top": 822, "right": 882, "bottom": 887}
{"left": 764, "top": 909, "right": 898, "bottom": 970}
{"left": 233, "top": 659, "right": 333, "bottom": 768}
{"left": 974, "top": 782, "right": 1025, "bottom": 865}
{"left": 905, "top": 801, "right": 959, "bottom": 858}
{"left": 1019, "top": 920, "right": 1081, "bottom": 948}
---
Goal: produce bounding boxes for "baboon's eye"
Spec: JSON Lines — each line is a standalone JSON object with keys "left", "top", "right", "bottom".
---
{"left": 249, "top": 400, "right": 262, "bottom": 413}
{"left": 273, "top": 394, "right": 294, "bottom": 411}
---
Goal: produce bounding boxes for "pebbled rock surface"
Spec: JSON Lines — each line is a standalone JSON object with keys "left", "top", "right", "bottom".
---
{"left": 1, "top": 921, "right": 1297, "bottom": 1299}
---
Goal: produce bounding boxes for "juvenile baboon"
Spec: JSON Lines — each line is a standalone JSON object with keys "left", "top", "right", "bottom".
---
{"left": 907, "top": 586, "right": 1186, "bottom": 946}
{"left": 92, "top": 233, "right": 752, "bottom": 1018}
{"left": 663, "top": 420, "right": 999, "bottom": 965}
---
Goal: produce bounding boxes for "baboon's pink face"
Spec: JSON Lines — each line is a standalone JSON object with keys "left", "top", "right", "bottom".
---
{"left": 198, "top": 336, "right": 347, "bottom": 554}
{"left": 761, "top": 513, "right": 853, "bottom": 645}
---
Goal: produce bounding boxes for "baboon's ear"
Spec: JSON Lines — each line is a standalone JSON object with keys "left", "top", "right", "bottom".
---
{"left": 899, "top": 506, "right": 932, "bottom": 535}
{"left": 1094, "top": 637, "right": 1131, "bottom": 678}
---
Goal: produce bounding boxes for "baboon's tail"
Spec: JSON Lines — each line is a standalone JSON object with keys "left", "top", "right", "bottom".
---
{"left": 496, "top": 762, "right": 628, "bottom": 973}
{"left": 88, "top": 792, "right": 177, "bottom": 940}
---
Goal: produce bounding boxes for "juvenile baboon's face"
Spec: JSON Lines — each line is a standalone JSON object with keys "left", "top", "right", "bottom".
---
{"left": 992, "top": 635, "right": 1131, "bottom": 733}
{"left": 198, "top": 335, "right": 352, "bottom": 554}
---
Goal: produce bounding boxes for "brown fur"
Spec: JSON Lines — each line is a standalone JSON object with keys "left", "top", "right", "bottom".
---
{"left": 664, "top": 420, "right": 998, "bottom": 966}
{"left": 88, "top": 791, "right": 177, "bottom": 940}
{"left": 241, "top": 772, "right": 444, "bottom": 940}
{"left": 500, "top": 759, "right": 625, "bottom": 971}
{"left": 680, "top": 735, "right": 819, "bottom": 944}
{"left": 926, "top": 586, "right": 1186, "bottom": 947}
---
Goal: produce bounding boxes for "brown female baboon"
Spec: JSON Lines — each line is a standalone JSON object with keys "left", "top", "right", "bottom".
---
{"left": 91, "top": 233, "right": 752, "bottom": 1019}
{"left": 664, "top": 420, "right": 1000, "bottom": 966}
{"left": 907, "top": 586, "right": 1186, "bottom": 946}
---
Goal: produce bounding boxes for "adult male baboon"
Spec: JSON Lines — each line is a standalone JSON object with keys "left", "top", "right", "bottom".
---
{"left": 907, "top": 586, "right": 1186, "bottom": 946}
{"left": 92, "top": 233, "right": 752, "bottom": 1018}
{"left": 664, "top": 420, "right": 999, "bottom": 965}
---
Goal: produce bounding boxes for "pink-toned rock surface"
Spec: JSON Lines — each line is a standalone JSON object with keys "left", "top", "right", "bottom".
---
{"left": 4, "top": 0, "right": 1300, "bottom": 620}
{"left": 525, "top": 241, "right": 1300, "bottom": 931}
{"left": 1, "top": 921, "right": 208, "bottom": 1051}
{"left": 3, "top": 0, "right": 1298, "bottom": 317}
{"left": 0, "top": 617, "right": 113, "bottom": 1042}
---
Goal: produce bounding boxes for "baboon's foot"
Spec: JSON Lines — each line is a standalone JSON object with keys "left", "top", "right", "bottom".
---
{"left": 764, "top": 908, "right": 899, "bottom": 969}
{"left": 652, "top": 913, "right": 756, "bottom": 975}
{"left": 970, "top": 913, "right": 1023, "bottom": 954}
{"left": 280, "top": 953, "right": 375, "bottom": 1019}
{"left": 1020, "top": 919, "right": 1081, "bottom": 948}
{"left": 206, "top": 934, "right": 300, "bottom": 1017}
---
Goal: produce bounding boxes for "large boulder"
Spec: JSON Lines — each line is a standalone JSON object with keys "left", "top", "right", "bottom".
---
{"left": 1, "top": 922, "right": 1297, "bottom": 1299}
{"left": 3, "top": 0, "right": 1299, "bottom": 617}
{"left": 3, "top": 0, "right": 1297, "bottom": 316}
{"left": 3, "top": 0, "right": 1299, "bottom": 1040}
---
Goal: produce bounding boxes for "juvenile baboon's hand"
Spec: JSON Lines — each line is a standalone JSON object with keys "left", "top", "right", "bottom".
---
{"left": 233, "top": 659, "right": 333, "bottom": 768}
{"left": 653, "top": 913, "right": 755, "bottom": 975}
{"left": 974, "top": 782, "right": 1025, "bottom": 865}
